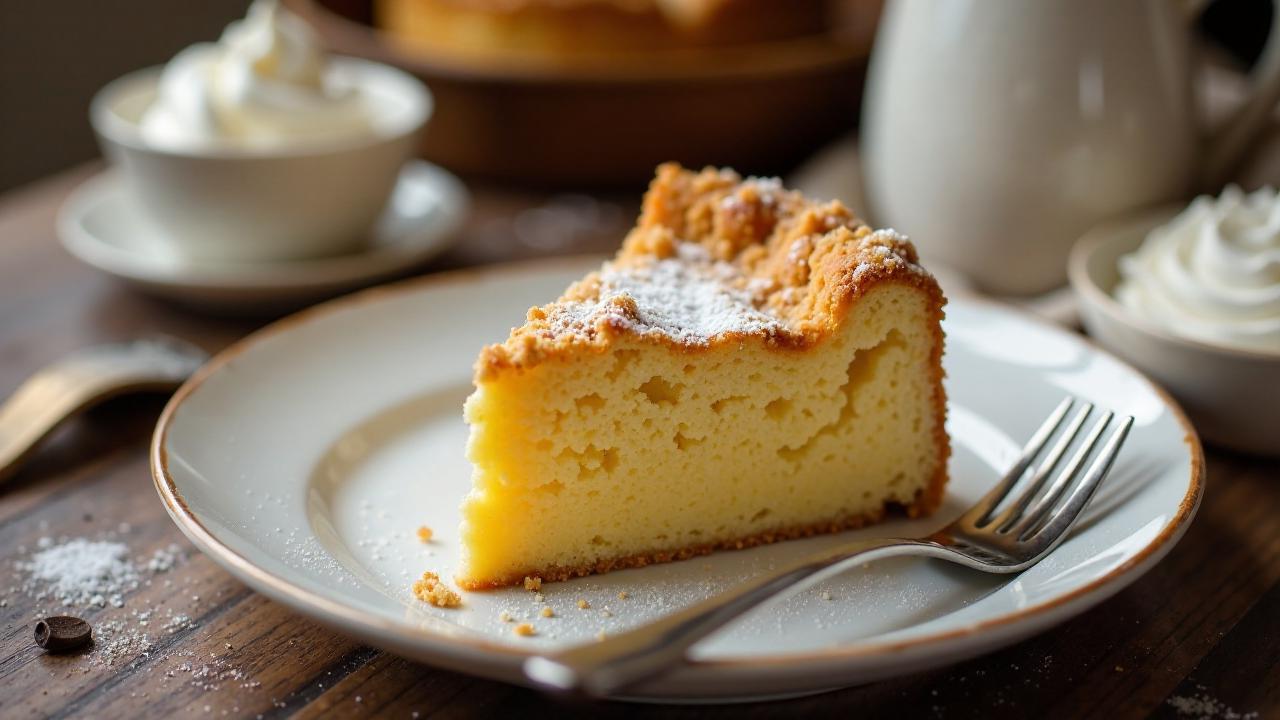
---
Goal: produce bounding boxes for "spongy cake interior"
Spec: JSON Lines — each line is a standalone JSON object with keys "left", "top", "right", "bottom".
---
{"left": 456, "top": 163, "right": 948, "bottom": 590}
{"left": 460, "top": 282, "right": 943, "bottom": 589}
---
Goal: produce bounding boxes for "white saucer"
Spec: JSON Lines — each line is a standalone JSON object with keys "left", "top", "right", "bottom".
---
{"left": 57, "top": 160, "right": 469, "bottom": 312}
{"left": 153, "top": 257, "right": 1202, "bottom": 701}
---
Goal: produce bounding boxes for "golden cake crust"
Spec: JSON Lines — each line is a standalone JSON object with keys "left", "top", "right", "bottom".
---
{"left": 412, "top": 0, "right": 733, "bottom": 25}
{"left": 463, "top": 164, "right": 950, "bottom": 590}
{"left": 378, "top": 0, "right": 826, "bottom": 53}
{"left": 478, "top": 163, "right": 942, "bottom": 378}
{"left": 458, "top": 505, "right": 891, "bottom": 590}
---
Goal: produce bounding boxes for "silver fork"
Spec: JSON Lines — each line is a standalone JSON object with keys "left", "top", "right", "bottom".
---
{"left": 524, "top": 396, "right": 1133, "bottom": 697}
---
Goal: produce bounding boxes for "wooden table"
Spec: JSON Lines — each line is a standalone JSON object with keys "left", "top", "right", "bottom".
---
{"left": 0, "top": 165, "right": 1276, "bottom": 720}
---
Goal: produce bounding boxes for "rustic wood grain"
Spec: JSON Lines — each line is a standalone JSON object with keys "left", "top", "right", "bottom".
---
{"left": 0, "top": 166, "right": 1277, "bottom": 720}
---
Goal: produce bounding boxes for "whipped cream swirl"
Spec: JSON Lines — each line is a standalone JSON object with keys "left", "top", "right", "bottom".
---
{"left": 140, "top": 0, "right": 374, "bottom": 149}
{"left": 1116, "top": 185, "right": 1280, "bottom": 353}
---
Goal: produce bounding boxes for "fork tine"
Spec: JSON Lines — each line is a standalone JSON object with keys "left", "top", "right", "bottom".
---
{"left": 964, "top": 397, "right": 1075, "bottom": 526}
{"left": 1008, "top": 411, "right": 1113, "bottom": 536}
{"left": 1016, "top": 414, "right": 1132, "bottom": 541}
{"left": 990, "top": 403, "right": 1093, "bottom": 532}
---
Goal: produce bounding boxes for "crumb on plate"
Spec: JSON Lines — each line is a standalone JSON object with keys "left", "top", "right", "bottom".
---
{"left": 416, "top": 526, "right": 434, "bottom": 542}
{"left": 523, "top": 576, "right": 542, "bottom": 592}
{"left": 514, "top": 623, "right": 535, "bottom": 637}
{"left": 412, "top": 571, "right": 461, "bottom": 608}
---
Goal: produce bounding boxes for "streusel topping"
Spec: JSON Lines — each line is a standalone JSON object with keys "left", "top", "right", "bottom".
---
{"left": 477, "top": 163, "right": 935, "bottom": 378}
{"left": 545, "top": 243, "right": 787, "bottom": 346}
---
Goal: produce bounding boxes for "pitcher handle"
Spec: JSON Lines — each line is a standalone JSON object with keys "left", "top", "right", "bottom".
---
{"left": 1194, "top": 0, "right": 1280, "bottom": 189}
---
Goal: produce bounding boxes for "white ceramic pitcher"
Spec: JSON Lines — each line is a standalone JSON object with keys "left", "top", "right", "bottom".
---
{"left": 861, "top": 0, "right": 1280, "bottom": 295}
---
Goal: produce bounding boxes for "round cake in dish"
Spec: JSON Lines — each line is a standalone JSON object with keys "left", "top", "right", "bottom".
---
{"left": 375, "top": 0, "right": 831, "bottom": 62}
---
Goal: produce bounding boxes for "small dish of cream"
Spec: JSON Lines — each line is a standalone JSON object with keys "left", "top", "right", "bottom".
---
{"left": 88, "top": 0, "right": 432, "bottom": 263}
{"left": 1069, "top": 190, "right": 1280, "bottom": 456}
{"left": 1114, "top": 185, "right": 1280, "bottom": 354}
{"left": 139, "top": 0, "right": 378, "bottom": 151}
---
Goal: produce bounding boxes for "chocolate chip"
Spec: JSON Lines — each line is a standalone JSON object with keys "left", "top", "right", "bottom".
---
{"left": 34, "top": 616, "right": 92, "bottom": 653}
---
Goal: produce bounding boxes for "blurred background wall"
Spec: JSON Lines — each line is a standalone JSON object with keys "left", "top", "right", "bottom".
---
{"left": 0, "top": 0, "right": 1270, "bottom": 193}
{"left": 0, "top": 1, "right": 245, "bottom": 192}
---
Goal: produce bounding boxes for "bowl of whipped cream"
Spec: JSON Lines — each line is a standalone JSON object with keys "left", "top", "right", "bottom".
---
{"left": 90, "top": 0, "right": 431, "bottom": 263}
{"left": 1070, "top": 186, "right": 1280, "bottom": 456}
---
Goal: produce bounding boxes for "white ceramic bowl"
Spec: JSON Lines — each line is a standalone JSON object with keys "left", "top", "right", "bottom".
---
{"left": 1069, "top": 205, "right": 1280, "bottom": 456}
{"left": 90, "top": 58, "right": 431, "bottom": 263}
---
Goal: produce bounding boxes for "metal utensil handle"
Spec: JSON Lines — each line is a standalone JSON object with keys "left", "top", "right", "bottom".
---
{"left": 0, "top": 337, "right": 206, "bottom": 483}
{"left": 523, "top": 537, "right": 930, "bottom": 697}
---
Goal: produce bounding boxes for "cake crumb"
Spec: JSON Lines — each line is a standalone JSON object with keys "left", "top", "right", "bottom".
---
{"left": 411, "top": 572, "right": 461, "bottom": 608}
{"left": 617, "top": 591, "right": 628, "bottom": 600}
{"left": 513, "top": 623, "right": 535, "bottom": 637}
{"left": 821, "top": 591, "right": 832, "bottom": 601}
{"left": 523, "top": 576, "right": 542, "bottom": 592}
{"left": 540, "top": 607, "right": 554, "bottom": 618}
{"left": 577, "top": 599, "right": 590, "bottom": 609}
{"left": 499, "top": 611, "right": 512, "bottom": 623}
{"left": 415, "top": 526, "right": 433, "bottom": 543}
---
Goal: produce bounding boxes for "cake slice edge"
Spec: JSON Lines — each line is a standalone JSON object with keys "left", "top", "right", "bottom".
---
{"left": 456, "top": 164, "right": 949, "bottom": 590}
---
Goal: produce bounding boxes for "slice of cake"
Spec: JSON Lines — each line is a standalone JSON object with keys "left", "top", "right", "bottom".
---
{"left": 457, "top": 164, "right": 948, "bottom": 590}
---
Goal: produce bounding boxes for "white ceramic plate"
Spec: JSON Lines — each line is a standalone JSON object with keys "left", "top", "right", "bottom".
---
{"left": 58, "top": 160, "right": 468, "bottom": 312}
{"left": 151, "top": 257, "right": 1202, "bottom": 701}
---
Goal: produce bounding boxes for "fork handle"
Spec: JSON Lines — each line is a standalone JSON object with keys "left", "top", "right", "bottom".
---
{"left": 0, "top": 338, "right": 207, "bottom": 483}
{"left": 523, "top": 536, "right": 935, "bottom": 697}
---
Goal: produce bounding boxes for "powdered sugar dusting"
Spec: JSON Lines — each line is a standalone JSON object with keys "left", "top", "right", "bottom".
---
{"left": 11, "top": 533, "right": 266, "bottom": 695}
{"left": 1166, "top": 690, "right": 1259, "bottom": 719}
{"left": 19, "top": 538, "right": 140, "bottom": 608}
{"left": 852, "top": 228, "right": 914, "bottom": 282}
{"left": 720, "top": 176, "right": 784, "bottom": 211}
{"left": 549, "top": 244, "right": 785, "bottom": 345}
